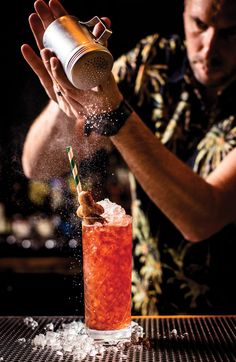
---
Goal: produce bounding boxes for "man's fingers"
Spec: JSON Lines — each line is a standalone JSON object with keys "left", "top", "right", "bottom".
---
{"left": 34, "top": 0, "right": 55, "bottom": 29}
{"left": 41, "top": 48, "right": 68, "bottom": 98}
{"left": 49, "top": 0, "right": 68, "bottom": 18}
{"left": 50, "top": 56, "right": 87, "bottom": 102}
{"left": 93, "top": 17, "right": 111, "bottom": 43}
{"left": 21, "top": 44, "right": 56, "bottom": 101}
{"left": 21, "top": 44, "right": 47, "bottom": 78}
{"left": 40, "top": 48, "right": 55, "bottom": 77}
{"left": 50, "top": 56, "right": 74, "bottom": 89}
{"left": 29, "top": 13, "right": 45, "bottom": 50}
{"left": 41, "top": 50, "right": 84, "bottom": 116}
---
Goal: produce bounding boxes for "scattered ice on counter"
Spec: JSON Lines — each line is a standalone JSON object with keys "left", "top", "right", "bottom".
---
{"left": 97, "top": 198, "right": 132, "bottom": 226}
{"left": 32, "top": 320, "right": 144, "bottom": 361}
{"left": 161, "top": 329, "right": 189, "bottom": 339}
{"left": 23, "top": 317, "right": 38, "bottom": 330}
{"left": 17, "top": 338, "right": 26, "bottom": 344}
{"left": 44, "top": 323, "right": 54, "bottom": 331}
{"left": 131, "top": 321, "right": 144, "bottom": 340}
{"left": 56, "top": 351, "right": 63, "bottom": 356}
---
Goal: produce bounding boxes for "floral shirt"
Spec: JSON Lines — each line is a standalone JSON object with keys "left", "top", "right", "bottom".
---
{"left": 112, "top": 34, "right": 236, "bottom": 315}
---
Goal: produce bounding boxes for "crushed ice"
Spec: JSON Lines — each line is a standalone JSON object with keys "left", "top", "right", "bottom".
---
{"left": 17, "top": 338, "right": 26, "bottom": 344}
{"left": 23, "top": 317, "right": 38, "bottom": 330}
{"left": 97, "top": 198, "right": 132, "bottom": 226}
{"left": 31, "top": 320, "right": 144, "bottom": 360}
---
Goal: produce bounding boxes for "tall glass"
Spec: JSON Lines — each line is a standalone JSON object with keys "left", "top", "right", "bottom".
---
{"left": 82, "top": 215, "right": 132, "bottom": 341}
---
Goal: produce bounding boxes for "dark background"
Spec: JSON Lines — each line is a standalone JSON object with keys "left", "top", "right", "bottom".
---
{"left": 0, "top": 0, "right": 183, "bottom": 315}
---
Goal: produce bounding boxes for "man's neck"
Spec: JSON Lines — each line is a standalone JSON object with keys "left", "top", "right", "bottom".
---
{"left": 204, "top": 80, "right": 236, "bottom": 108}
{"left": 204, "top": 88, "right": 219, "bottom": 108}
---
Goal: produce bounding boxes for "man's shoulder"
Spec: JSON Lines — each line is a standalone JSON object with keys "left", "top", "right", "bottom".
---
{"left": 113, "top": 33, "right": 186, "bottom": 77}
{"left": 139, "top": 33, "right": 184, "bottom": 49}
{"left": 132, "top": 33, "right": 185, "bottom": 61}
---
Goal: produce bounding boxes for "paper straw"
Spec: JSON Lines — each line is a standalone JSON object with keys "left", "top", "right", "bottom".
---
{"left": 66, "top": 146, "right": 82, "bottom": 195}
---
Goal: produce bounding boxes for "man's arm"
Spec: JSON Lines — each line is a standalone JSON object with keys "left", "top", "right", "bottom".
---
{"left": 112, "top": 112, "right": 236, "bottom": 242}
{"left": 21, "top": 0, "right": 114, "bottom": 180}
{"left": 22, "top": 100, "right": 111, "bottom": 180}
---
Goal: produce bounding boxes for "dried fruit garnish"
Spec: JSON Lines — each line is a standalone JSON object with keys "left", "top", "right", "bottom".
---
{"left": 76, "top": 191, "right": 106, "bottom": 224}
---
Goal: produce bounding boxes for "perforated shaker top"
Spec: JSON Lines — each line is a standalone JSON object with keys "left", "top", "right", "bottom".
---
{"left": 66, "top": 46, "right": 114, "bottom": 90}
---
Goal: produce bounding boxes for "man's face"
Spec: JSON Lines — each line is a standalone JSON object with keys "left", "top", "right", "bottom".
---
{"left": 183, "top": 0, "right": 236, "bottom": 90}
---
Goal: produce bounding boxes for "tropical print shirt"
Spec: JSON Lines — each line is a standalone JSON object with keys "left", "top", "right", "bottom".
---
{"left": 112, "top": 33, "right": 236, "bottom": 315}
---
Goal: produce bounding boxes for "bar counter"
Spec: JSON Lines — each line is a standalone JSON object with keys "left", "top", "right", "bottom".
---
{"left": 0, "top": 315, "right": 235, "bottom": 361}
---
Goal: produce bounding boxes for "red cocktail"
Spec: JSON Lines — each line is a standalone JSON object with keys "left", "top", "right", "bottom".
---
{"left": 82, "top": 203, "right": 132, "bottom": 341}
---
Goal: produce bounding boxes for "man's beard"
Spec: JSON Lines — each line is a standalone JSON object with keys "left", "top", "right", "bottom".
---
{"left": 190, "top": 55, "right": 233, "bottom": 89}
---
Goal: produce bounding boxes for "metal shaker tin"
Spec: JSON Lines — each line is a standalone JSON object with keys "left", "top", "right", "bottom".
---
{"left": 43, "top": 15, "right": 114, "bottom": 90}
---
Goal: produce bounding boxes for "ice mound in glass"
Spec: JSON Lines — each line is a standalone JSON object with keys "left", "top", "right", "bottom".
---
{"left": 97, "top": 198, "right": 132, "bottom": 226}
{"left": 77, "top": 191, "right": 131, "bottom": 226}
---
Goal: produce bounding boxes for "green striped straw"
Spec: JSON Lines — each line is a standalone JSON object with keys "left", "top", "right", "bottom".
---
{"left": 66, "top": 146, "right": 82, "bottom": 195}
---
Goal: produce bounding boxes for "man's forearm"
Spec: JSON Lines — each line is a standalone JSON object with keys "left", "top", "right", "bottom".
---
{"left": 22, "top": 101, "right": 111, "bottom": 180}
{"left": 22, "top": 101, "right": 75, "bottom": 179}
{"left": 111, "top": 112, "right": 234, "bottom": 241}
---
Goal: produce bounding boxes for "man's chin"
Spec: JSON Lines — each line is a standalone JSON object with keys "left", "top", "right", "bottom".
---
{"left": 194, "top": 70, "right": 226, "bottom": 89}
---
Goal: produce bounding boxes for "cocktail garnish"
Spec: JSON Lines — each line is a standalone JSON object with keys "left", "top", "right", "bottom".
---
{"left": 77, "top": 191, "right": 107, "bottom": 224}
